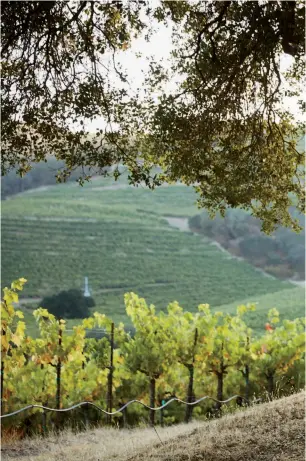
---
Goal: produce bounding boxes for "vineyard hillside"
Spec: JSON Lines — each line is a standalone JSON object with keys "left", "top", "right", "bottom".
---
{"left": 214, "top": 286, "right": 305, "bottom": 334}
{"left": 1, "top": 174, "right": 303, "bottom": 332}
{"left": 2, "top": 392, "right": 304, "bottom": 461}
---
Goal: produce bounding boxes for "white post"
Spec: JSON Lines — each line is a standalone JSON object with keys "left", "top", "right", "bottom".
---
{"left": 84, "top": 276, "right": 91, "bottom": 297}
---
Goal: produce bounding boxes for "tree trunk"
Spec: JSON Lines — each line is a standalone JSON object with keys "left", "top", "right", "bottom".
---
{"left": 184, "top": 364, "right": 194, "bottom": 423}
{"left": 149, "top": 377, "right": 156, "bottom": 426}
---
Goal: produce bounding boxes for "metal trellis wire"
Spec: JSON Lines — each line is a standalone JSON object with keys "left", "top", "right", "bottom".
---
{"left": 0, "top": 394, "right": 261, "bottom": 419}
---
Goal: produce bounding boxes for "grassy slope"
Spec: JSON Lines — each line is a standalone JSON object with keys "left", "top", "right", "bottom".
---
{"left": 2, "top": 392, "right": 305, "bottom": 461}
{"left": 1, "top": 175, "right": 300, "bottom": 332}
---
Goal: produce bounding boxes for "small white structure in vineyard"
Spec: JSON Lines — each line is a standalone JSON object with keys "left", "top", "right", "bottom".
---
{"left": 84, "top": 276, "right": 91, "bottom": 297}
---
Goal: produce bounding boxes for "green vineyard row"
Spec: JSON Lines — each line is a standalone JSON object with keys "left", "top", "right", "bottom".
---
{"left": 1, "top": 279, "right": 305, "bottom": 431}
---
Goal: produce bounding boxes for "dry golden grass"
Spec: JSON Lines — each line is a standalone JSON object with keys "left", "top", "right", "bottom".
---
{"left": 1, "top": 391, "right": 305, "bottom": 461}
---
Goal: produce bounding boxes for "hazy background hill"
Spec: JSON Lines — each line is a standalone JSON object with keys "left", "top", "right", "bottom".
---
{"left": 1, "top": 159, "right": 100, "bottom": 199}
{"left": 1, "top": 162, "right": 304, "bottom": 335}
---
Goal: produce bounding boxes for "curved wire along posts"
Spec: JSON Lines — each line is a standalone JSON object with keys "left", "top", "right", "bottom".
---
{"left": 1, "top": 394, "right": 261, "bottom": 419}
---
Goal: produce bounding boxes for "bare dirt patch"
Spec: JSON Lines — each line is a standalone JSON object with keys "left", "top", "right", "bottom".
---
{"left": 24, "top": 216, "right": 97, "bottom": 223}
{"left": 163, "top": 217, "right": 190, "bottom": 232}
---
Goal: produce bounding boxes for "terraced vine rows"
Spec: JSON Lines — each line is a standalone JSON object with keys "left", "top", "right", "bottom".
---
{"left": 2, "top": 177, "right": 302, "bottom": 331}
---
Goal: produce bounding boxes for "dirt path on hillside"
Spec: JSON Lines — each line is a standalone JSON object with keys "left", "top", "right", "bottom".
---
{"left": 17, "top": 298, "right": 42, "bottom": 305}
{"left": 163, "top": 217, "right": 190, "bottom": 231}
{"left": 17, "top": 282, "right": 173, "bottom": 306}
{"left": 91, "top": 181, "right": 186, "bottom": 191}
{"left": 289, "top": 280, "right": 306, "bottom": 287}
{"left": 11, "top": 178, "right": 187, "bottom": 198}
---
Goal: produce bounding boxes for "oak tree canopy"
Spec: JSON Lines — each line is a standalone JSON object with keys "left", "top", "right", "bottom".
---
{"left": 1, "top": 1, "right": 305, "bottom": 231}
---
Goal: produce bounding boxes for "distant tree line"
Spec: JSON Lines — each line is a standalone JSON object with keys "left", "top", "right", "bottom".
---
{"left": 189, "top": 208, "right": 305, "bottom": 281}
{"left": 1, "top": 157, "right": 107, "bottom": 199}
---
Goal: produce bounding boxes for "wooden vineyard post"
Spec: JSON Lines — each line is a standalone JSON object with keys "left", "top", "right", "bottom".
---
{"left": 56, "top": 320, "right": 62, "bottom": 410}
{"left": 106, "top": 322, "right": 114, "bottom": 425}
{"left": 118, "top": 401, "right": 127, "bottom": 428}
{"left": 214, "top": 342, "right": 225, "bottom": 415}
{"left": 122, "top": 404, "right": 127, "bottom": 427}
{"left": 84, "top": 402, "right": 89, "bottom": 429}
{"left": 245, "top": 337, "right": 250, "bottom": 404}
{"left": 160, "top": 399, "right": 165, "bottom": 427}
{"left": 266, "top": 371, "right": 275, "bottom": 399}
{"left": 149, "top": 377, "right": 156, "bottom": 426}
{"left": 185, "top": 328, "right": 198, "bottom": 423}
{"left": 41, "top": 363, "right": 48, "bottom": 435}
{"left": 1, "top": 360, "right": 4, "bottom": 415}
{"left": 53, "top": 318, "right": 63, "bottom": 429}
{"left": 41, "top": 410, "right": 47, "bottom": 435}
{"left": 82, "top": 347, "right": 85, "bottom": 370}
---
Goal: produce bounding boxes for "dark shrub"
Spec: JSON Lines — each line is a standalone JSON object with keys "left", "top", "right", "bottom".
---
{"left": 40, "top": 289, "right": 95, "bottom": 319}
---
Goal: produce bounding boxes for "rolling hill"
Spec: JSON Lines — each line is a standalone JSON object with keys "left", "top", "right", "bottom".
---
{"left": 1, "top": 174, "right": 304, "bottom": 333}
